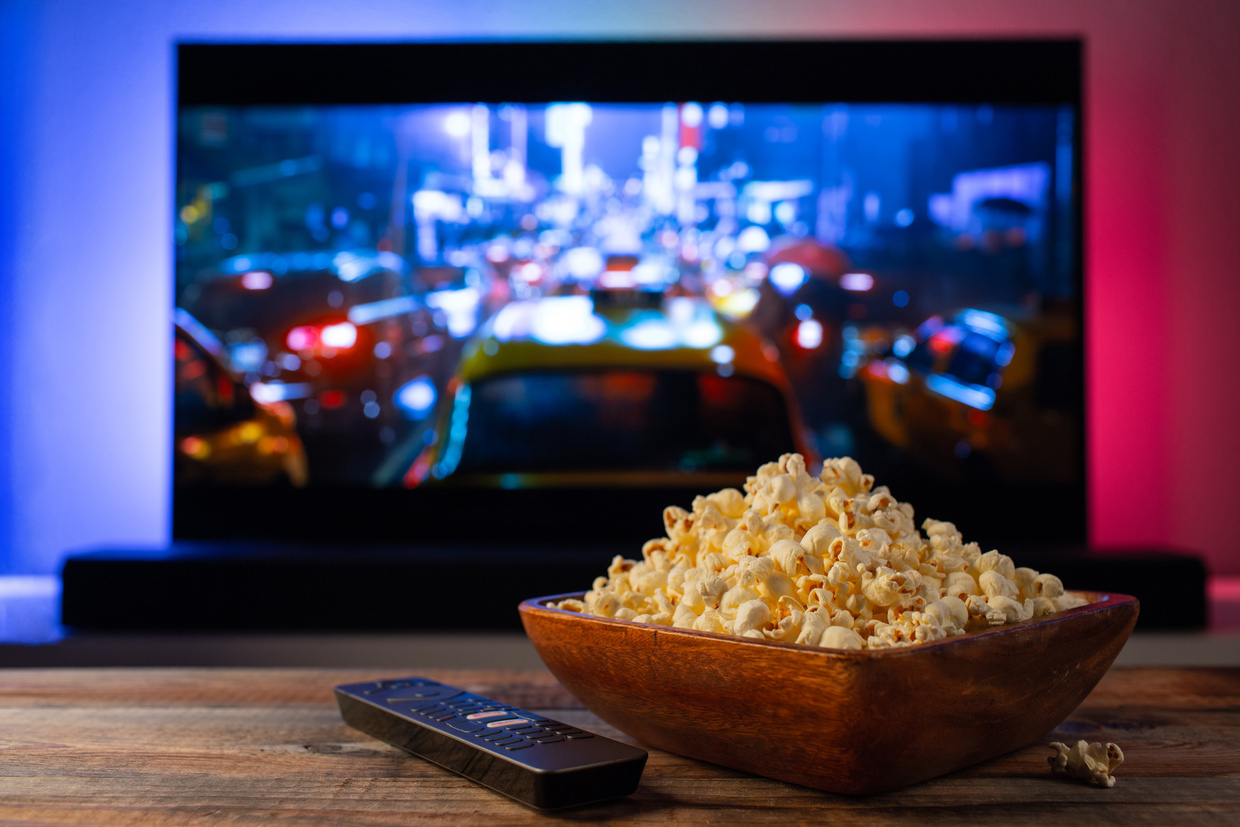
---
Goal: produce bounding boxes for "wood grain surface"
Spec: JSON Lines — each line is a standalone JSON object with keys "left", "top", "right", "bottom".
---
{"left": 0, "top": 666, "right": 1237, "bottom": 825}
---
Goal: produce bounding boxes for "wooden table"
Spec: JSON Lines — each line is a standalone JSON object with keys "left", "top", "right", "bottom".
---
{"left": 1, "top": 667, "right": 1237, "bottom": 825}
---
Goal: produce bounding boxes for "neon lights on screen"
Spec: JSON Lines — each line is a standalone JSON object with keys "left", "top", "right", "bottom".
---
{"left": 425, "top": 287, "right": 482, "bottom": 339}
{"left": 531, "top": 297, "right": 606, "bottom": 345}
{"left": 433, "top": 384, "right": 471, "bottom": 479}
{"left": 769, "top": 262, "right": 807, "bottom": 295}
{"left": 240, "top": 270, "right": 273, "bottom": 290}
{"left": 250, "top": 382, "right": 314, "bottom": 404}
{"left": 925, "top": 374, "right": 996, "bottom": 411}
{"left": 395, "top": 376, "right": 437, "bottom": 420}
{"left": 839, "top": 272, "right": 874, "bottom": 292}
{"left": 621, "top": 318, "right": 678, "bottom": 350}
{"left": 795, "top": 319, "right": 824, "bottom": 349}
{"left": 958, "top": 309, "right": 1009, "bottom": 339}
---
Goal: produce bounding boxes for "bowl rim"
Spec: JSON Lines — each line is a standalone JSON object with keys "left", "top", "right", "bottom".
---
{"left": 520, "top": 590, "right": 1138, "bottom": 659}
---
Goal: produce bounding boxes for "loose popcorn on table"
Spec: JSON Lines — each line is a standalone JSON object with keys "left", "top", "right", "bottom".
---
{"left": 1048, "top": 740, "right": 1124, "bottom": 788}
{"left": 554, "top": 454, "right": 1088, "bottom": 650}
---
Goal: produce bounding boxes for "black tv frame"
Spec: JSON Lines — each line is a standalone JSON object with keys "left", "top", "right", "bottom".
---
{"left": 177, "top": 40, "right": 1082, "bottom": 106}
{"left": 171, "top": 38, "right": 1087, "bottom": 552}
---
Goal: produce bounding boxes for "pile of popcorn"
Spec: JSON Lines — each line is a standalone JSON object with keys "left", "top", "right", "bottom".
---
{"left": 556, "top": 453, "right": 1087, "bottom": 650}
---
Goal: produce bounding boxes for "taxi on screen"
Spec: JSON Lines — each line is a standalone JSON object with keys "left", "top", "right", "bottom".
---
{"left": 400, "top": 288, "right": 816, "bottom": 489}
{"left": 855, "top": 305, "right": 1079, "bottom": 482}
{"left": 174, "top": 310, "right": 309, "bottom": 487}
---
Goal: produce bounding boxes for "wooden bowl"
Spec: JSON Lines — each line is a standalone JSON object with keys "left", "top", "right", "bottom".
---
{"left": 519, "top": 591, "right": 1138, "bottom": 795}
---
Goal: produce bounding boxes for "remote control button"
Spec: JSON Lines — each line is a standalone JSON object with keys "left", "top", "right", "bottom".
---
{"left": 504, "top": 741, "right": 535, "bottom": 750}
{"left": 481, "top": 732, "right": 509, "bottom": 741}
{"left": 466, "top": 710, "right": 509, "bottom": 720}
{"left": 564, "top": 732, "right": 595, "bottom": 739}
{"left": 532, "top": 735, "right": 565, "bottom": 744}
{"left": 485, "top": 718, "right": 528, "bottom": 728}
{"left": 492, "top": 736, "right": 524, "bottom": 747}
{"left": 446, "top": 720, "right": 487, "bottom": 733}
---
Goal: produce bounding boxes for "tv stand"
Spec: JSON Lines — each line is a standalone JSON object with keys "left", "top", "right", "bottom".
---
{"left": 60, "top": 542, "right": 627, "bottom": 632}
{"left": 59, "top": 542, "right": 1207, "bottom": 632}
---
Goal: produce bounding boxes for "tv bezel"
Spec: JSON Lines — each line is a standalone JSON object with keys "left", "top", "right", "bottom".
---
{"left": 173, "top": 38, "right": 1086, "bottom": 552}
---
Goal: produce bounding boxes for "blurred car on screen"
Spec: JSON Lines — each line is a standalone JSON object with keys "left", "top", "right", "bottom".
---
{"left": 398, "top": 287, "right": 817, "bottom": 490}
{"left": 174, "top": 310, "right": 308, "bottom": 487}
{"left": 854, "top": 305, "right": 1080, "bottom": 482}
{"left": 179, "top": 249, "right": 467, "bottom": 481}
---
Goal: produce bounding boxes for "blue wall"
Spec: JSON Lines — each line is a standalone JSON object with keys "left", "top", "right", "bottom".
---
{"left": 0, "top": 1, "right": 34, "bottom": 572}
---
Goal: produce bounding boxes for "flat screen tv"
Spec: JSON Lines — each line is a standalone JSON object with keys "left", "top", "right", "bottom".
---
{"left": 173, "top": 39, "right": 1084, "bottom": 553}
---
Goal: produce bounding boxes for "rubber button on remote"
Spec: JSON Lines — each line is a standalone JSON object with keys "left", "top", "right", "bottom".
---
{"left": 445, "top": 720, "right": 487, "bottom": 733}
{"left": 486, "top": 718, "right": 528, "bottom": 728}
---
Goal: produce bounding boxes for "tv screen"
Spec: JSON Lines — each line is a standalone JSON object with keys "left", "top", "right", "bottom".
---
{"left": 173, "top": 40, "right": 1083, "bottom": 551}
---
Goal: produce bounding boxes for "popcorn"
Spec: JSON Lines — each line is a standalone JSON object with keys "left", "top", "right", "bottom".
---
{"left": 1048, "top": 740, "right": 1124, "bottom": 788}
{"left": 557, "top": 454, "right": 1091, "bottom": 650}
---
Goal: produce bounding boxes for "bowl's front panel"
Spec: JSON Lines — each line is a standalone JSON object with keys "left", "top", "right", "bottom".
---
{"left": 520, "top": 594, "right": 1138, "bottom": 795}
{"left": 839, "top": 596, "right": 1139, "bottom": 791}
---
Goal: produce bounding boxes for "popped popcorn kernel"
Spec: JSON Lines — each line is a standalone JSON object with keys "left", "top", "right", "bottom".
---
{"left": 556, "top": 454, "right": 1090, "bottom": 649}
{"left": 1048, "top": 740, "right": 1124, "bottom": 788}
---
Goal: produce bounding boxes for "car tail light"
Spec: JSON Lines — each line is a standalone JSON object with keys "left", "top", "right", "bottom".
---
{"left": 320, "top": 390, "right": 347, "bottom": 409}
{"left": 286, "top": 322, "right": 358, "bottom": 353}
{"left": 286, "top": 326, "right": 319, "bottom": 352}
{"left": 321, "top": 321, "right": 358, "bottom": 349}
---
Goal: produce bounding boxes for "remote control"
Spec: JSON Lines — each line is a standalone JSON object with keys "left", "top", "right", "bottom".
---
{"left": 334, "top": 676, "right": 648, "bottom": 810}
